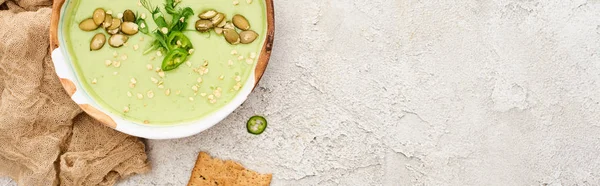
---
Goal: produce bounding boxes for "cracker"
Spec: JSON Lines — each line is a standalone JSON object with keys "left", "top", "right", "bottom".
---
{"left": 187, "top": 152, "right": 272, "bottom": 186}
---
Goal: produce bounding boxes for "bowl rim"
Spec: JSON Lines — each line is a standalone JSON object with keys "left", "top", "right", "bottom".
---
{"left": 48, "top": 0, "right": 275, "bottom": 139}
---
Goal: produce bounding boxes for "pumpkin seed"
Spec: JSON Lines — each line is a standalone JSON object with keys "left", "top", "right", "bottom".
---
{"left": 121, "top": 22, "right": 139, "bottom": 35}
{"left": 211, "top": 13, "right": 225, "bottom": 25}
{"left": 90, "top": 33, "right": 106, "bottom": 51}
{"left": 108, "top": 34, "right": 128, "bottom": 48}
{"left": 217, "top": 19, "right": 227, "bottom": 28}
{"left": 214, "top": 27, "right": 223, "bottom": 35}
{"left": 224, "top": 21, "right": 235, "bottom": 30}
{"left": 107, "top": 18, "right": 121, "bottom": 30}
{"left": 123, "top": 9, "right": 136, "bottom": 22}
{"left": 79, "top": 18, "right": 99, "bottom": 31}
{"left": 102, "top": 14, "right": 113, "bottom": 28}
{"left": 92, "top": 8, "right": 106, "bottom": 26}
{"left": 195, "top": 20, "right": 214, "bottom": 32}
{"left": 239, "top": 30, "right": 258, "bottom": 44}
{"left": 106, "top": 28, "right": 119, "bottom": 35}
{"left": 232, "top": 14, "right": 250, "bottom": 30}
{"left": 223, "top": 29, "right": 240, "bottom": 45}
{"left": 199, "top": 10, "right": 218, "bottom": 19}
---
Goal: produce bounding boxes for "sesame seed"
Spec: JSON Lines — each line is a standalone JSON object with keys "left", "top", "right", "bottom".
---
{"left": 176, "top": 90, "right": 181, "bottom": 95}
{"left": 113, "top": 51, "right": 118, "bottom": 57}
{"left": 106, "top": 10, "right": 113, "bottom": 15}
{"left": 129, "top": 83, "right": 136, "bottom": 88}
{"left": 158, "top": 71, "right": 165, "bottom": 78}
{"left": 105, "top": 60, "right": 112, "bottom": 66}
{"left": 214, "top": 91, "right": 221, "bottom": 98}
{"left": 143, "top": 120, "right": 150, "bottom": 124}
{"left": 150, "top": 77, "right": 158, "bottom": 84}
{"left": 146, "top": 64, "right": 153, "bottom": 70}
{"left": 121, "top": 54, "right": 128, "bottom": 60}
{"left": 117, "top": 13, "right": 123, "bottom": 19}
{"left": 250, "top": 52, "right": 256, "bottom": 59}
{"left": 176, "top": 40, "right": 182, "bottom": 46}
{"left": 179, "top": 17, "right": 185, "bottom": 22}
{"left": 127, "top": 91, "right": 132, "bottom": 97}
{"left": 228, "top": 60, "right": 234, "bottom": 66}
{"left": 216, "top": 87, "right": 222, "bottom": 91}
{"left": 141, "top": 13, "right": 146, "bottom": 19}
{"left": 231, "top": 50, "right": 238, "bottom": 55}
{"left": 123, "top": 106, "right": 129, "bottom": 113}
{"left": 130, "top": 78, "right": 137, "bottom": 84}
{"left": 133, "top": 45, "right": 139, "bottom": 51}
{"left": 91, "top": 78, "right": 97, "bottom": 84}
{"left": 161, "top": 27, "right": 168, "bottom": 34}
{"left": 155, "top": 67, "right": 161, "bottom": 72}
{"left": 140, "top": 37, "right": 145, "bottom": 41}
{"left": 200, "top": 93, "right": 207, "bottom": 97}
{"left": 197, "top": 77, "right": 203, "bottom": 83}
{"left": 156, "top": 51, "right": 162, "bottom": 57}
{"left": 235, "top": 76, "right": 241, "bottom": 81}
{"left": 209, "top": 99, "right": 216, "bottom": 104}
{"left": 189, "top": 97, "right": 194, "bottom": 101}
{"left": 165, "top": 89, "right": 171, "bottom": 96}
{"left": 186, "top": 61, "right": 192, "bottom": 67}
{"left": 147, "top": 90, "right": 154, "bottom": 98}
{"left": 123, "top": 42, "right": 128, "bottom": 47}
{"left": 219, "top": 75, "right": 224, "bottom": 80}
{"left": 113, "top": 61, "right": 121, "bottom": 67}
{"left": 188, "top": 49, "right": 194, "bottom": 54}
{"left": 136, "top": 93, "right": 143, "bottom": 99}
{"left": 204, "top": 68, "right": 209, "bottom": 74}
{"left": 192, "top": 85, "right": 198, "bottom": 92}
{"left": 113, "top": 71, "right": 119, "bottom": 75}
{"left": 140, "top": 23, "right": 146, "bottom": 29}
{"left": 158, "top": 85, "right": 164, "bottom": 89}
{"left": 246, "top": 59, "right": 253, "bottom": 64}
{"left": 157, "top": 80, "right": 164, "bottom": 85}
{"left": 233, "top": 0, "right": 239, "bottom": 5}
{"left": 208, "top": 95, "right": 214, "bottom": 100}
{"left": 246, "top": 0, "right": 252, "bottom": 3}
{"left": 238, "top": 56, "right": 244, "bottom": 60}
{"left": 203, "top": 61, "right": 209, "bottom": 67}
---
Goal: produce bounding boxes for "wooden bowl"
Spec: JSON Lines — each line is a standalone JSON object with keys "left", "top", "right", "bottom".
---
{"left": 49, "top": 0, "right": 274, "bottom": 139}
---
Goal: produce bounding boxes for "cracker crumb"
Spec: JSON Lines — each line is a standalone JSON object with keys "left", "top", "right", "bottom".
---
{"left": 113, "top": 61, "right": 121, "bottom": 67}
{"left": 136, "top": 93, "right": 144, "bottom": 99}
{"left": 123, "top": 106, "right": 129, "bottom": 113}
{"left": 156, "top": 51, "right": 162, "bottom": 57}
{"left": 231, "top": 50, "right": 238, "bottom": 55}
{"left": 165, "top": 89, "right": 171, "bottom": 96}
{"left": 147, "top": 64, "right": 153, "bottom": 70}
{"left": 246, "top": 0, "right": 252, "bottom": 4}
{"left": 130, "top": 78, "right": 137, "bottom": 84}
{"left": 250, "top": 52, "right": 256, "bottom": 59}
{"left": 233, "top": 0, "right": 239, "bottom": 5}
{"left": 91, "top": 78, "right": 97, "bottom": 84}
{"left": 238, "top": 55, "right": 244, "bottom": 60}
{"left": 246, "top": 59, "right": 253, "bottom": 64}
{"left": 189, "top": 97, "right": 194, "bottom": 101}
{"left": 127, "top": 91, "right": 132, "bottom": 97}
{"left": 197, "top": 77, "right": 203, "bottom": 83}
{"left": 176, "top": 90, "right": 181, "bottom": 95}
{"left": 105, "top": 60, "right": 112, "bottom": 66}
{"left": 158, "top": 71, "right": 165, "bottom": 78}
{"left": 133, "top": 44, "right": 139, "bottom": 51}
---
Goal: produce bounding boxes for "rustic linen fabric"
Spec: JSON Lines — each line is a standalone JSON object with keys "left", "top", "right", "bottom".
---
{"left": 0, "top": 0, "right": 151, "bottom": 185}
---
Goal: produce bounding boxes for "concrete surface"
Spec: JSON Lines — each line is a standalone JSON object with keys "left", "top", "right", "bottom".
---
{"left": 3, "top": 0, "right": 600, "bottom": 185}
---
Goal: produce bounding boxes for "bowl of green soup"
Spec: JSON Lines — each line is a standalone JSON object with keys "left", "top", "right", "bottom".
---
{"left": 49, "top": 0, "right": 274, "bottom": 139}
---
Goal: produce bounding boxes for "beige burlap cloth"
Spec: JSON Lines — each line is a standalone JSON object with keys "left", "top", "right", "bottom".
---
{"left": 0, "top": 0, "right": 151, "bottom": 185}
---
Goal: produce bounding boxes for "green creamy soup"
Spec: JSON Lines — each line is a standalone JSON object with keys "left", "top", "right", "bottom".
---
{"left": 63, "top": 0, "right": 266, "bottom": 125}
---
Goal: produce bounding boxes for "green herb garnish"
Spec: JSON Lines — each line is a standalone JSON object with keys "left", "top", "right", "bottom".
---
{"left": 140, "top": 0, "right": 195, "bottom": 71}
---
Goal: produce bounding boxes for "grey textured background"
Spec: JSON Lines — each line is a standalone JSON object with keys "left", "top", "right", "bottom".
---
{"left": 3, "top": 0, "right": 600, "bottom": 185}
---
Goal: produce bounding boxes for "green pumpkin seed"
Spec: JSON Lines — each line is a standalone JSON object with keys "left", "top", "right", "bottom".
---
{"left": 102, "top": 14, "right": 113, "bottom": 28}
{"left": 79, "top": 18, "right": 99, "bottom": 31}
{"left": 108, "top": 34, "right": 128, "bottom": 48}
{"left": 92, "top": 8, "right": 105, "bottom": 26}
{"left": 123, "top": 10, "right": 136, "bottom": 22}
{"left": 217, "top": 19, "right": 227, "bottom": 28}
{"left": 211, "top": 13, "right": 225, "bottom": 25}
{"left": 224, "top": 22, "right": 235, "bottom": 30}
{"left": 199, "top": 10, "right": 218, "bottom": 19}
{"left": 232, "top": 14, "right": 250, "bottom": 30}
{"left": 214, "top": 27, "right": 223, "bottom": 35}
{"left": 107, "top": 18, "right": 121, "bottom": 30}
{"left": 239, "top": 30, "right": 258, "bottom": 44}
{"left": 90, "top": 33, "right": 106, "bottom": 51}
{"left": 121, "top": 22, "right": 139, "bottom": 35}
{"left": 195, "top": 20, "right": 214, "bottom": 32}
{"left": 106, "top": 28, "right": 119, "bottom": 35}
{"left": 223, "top": 29, "right": 240, "bottom": 45}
